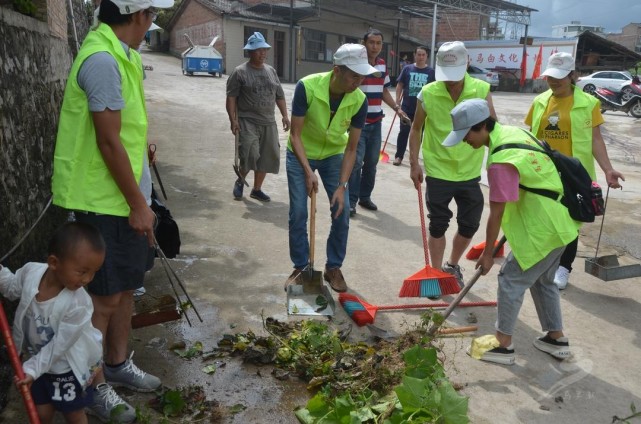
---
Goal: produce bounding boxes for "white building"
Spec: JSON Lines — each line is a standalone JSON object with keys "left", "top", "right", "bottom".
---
{"left": 552, "top": 21, "right": 605, "bottom": 38}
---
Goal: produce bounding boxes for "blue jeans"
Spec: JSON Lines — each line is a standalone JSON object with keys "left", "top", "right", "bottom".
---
{"left": 395, "top": 111, "right": 414, "bottom": 160}
{"left": 349, "top": 121, "right": 382, "bottom": 207}
{"left": 286, "top": 150, "right": 350, "bottom": 269}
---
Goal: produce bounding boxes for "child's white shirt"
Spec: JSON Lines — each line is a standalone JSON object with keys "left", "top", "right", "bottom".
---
{"left": 0, "top": 262, "right": 102, "bottom": 387}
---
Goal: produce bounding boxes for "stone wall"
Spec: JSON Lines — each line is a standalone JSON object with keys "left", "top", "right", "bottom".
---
{"left": 0, "top": 0, "right": 88, "bottom": 411}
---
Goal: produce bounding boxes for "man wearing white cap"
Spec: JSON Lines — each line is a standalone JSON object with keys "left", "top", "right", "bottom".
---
{"left": 408, "top": 41, "right": 497, "bottom": 292}
{"left": 284, "top": 43, "right": 376, "bottom": 293}
{"left": 525, "top": 52, "right": 624, "bottom": 290}
{"left": 226, "top": 32, "right": 290, "bottom": 202}
{"left": 442, "top": 98, "right": 579, "bottom": 365}
{"left": 52, "top": 0, "right": 174, "bottom": 421}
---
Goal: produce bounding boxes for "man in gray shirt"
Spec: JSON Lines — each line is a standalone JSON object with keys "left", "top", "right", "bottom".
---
{"left": 226, "top": 32, "right": 290, "bottom": 202}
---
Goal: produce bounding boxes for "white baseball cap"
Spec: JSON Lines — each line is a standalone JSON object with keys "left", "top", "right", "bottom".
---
{"left": 110, "top": 0, "right": 174, "bottom": 15}
{"left": 435, "top": 41, "right": 468, "bottom": 82}
{"left": 541, "top": 52, "right": 575, "bottom": 79}
{"left": 333, "top": 44, "right": 381, "bottom": 77}
{"left": 442, "top": 99, "right": 490, "bottom": 147}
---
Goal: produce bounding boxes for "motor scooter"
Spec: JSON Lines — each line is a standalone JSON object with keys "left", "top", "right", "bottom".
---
{"left": 595, "top": 85, "right": 641, "bottom": 118}
{"left": 621, "top": 75, "right": 641, "bottom": 102}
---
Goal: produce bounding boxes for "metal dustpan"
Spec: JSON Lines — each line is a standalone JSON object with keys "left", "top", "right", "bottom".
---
{"left": 584, "top": 186, "right": 641, "bottom": 281}
{"left": 287, "top": 191, "right": 335, "bottom": 316}
{"left": 286, "top": 275, "right": 335, "bottom": 316}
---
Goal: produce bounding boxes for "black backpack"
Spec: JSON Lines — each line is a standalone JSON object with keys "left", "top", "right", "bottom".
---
{"left": 491, "top": 129, "right": 604, "bottom": 223}
{"left": 151, "top": 188, "right": 181, "bottom": 258}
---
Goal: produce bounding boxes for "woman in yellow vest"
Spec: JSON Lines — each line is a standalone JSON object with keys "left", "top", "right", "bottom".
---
{"left": 525, "top": 52, "right": 624, "bottom": 289}
{"left": 443, "top": 99, "right": 579, "bottom": 365}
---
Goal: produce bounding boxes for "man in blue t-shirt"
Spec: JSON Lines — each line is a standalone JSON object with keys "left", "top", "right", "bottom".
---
{"left": 393, "top": 46, "right": 435, "bottom": 166}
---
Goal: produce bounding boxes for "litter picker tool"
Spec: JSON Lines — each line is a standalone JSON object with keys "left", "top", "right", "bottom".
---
{"left": 400, "top": 184, "right": 459, "bottom": 298}
{"left": 148, "top": 144, "right": 168, "bottom": 200}
{"left": 379, "top": 113, "right": 396, "bottom": 163}
{"left": 338, "top": 293, "right": 496, "bottom": 326}
{"left": 427, "top": 235, "right": 507, "bottom": 337}
{"left": 287, "top": 190, "right": 335, "bottom": 316}
{"left": 233, "top": 130, "right": 249, "bottom": 187}
{"left": 584, "top": 186, "right": 641, "bottom": 280}
{"left": 0, "top": 302, "right": 41, "bottom": 424}
{"left": 154, "top": 239, "right": 203, "bottom": 326}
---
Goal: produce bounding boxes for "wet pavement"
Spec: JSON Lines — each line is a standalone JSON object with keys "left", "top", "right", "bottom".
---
{"left": 2, "top": 48, "right": 641, "bottom": 423}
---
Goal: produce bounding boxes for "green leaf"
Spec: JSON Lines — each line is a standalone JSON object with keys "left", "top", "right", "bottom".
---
{"left": 162, "top": 390, "right": 186, "bottom": 416}
{"left": 201, "top": 364, "right": 217, "bottom": 374}
{"left": 403, "top": 345, "right": 439, "bottom": 380}
{"left": 229, "top": 403, "right": 246, "bottom": 414}
{"left": 172, "top": 341, "right": 204, "bottom": 358}
{"left": 315, "top": 295, "right": 329, "bottom": 312}
{"left": 395, "top": 375, "right": 430, "bottom": 412}
{"left": 436, "top": 381, "right": 469, "bottom": 424}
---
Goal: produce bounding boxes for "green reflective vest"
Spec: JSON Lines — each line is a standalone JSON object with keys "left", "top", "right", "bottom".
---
{"left": 421, "top": 74, "right": 490, "bottom": 181}
{"left": 287, "top": 71, "right": 366, "bottom": 160}
{"left": 488, "top": 124, "right": 580, "bottom": 270}
{"left": 52, "top": 23, "right": 147, "bottom": 217}
{"left": 529, "top": 86, "right": 598, "bottom": 179}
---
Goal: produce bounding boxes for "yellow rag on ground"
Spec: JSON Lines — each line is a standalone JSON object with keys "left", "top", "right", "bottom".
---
{"left": 469, "top": 334, "right": 501, "bottom": 360}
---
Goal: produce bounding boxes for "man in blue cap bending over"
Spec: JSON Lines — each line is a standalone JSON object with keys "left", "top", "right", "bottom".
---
{"left": 226, "top": 32, "right": 291, "bottom": 202}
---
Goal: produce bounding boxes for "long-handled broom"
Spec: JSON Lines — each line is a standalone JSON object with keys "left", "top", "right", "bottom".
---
{"left": 379, "top": 113, "right": 396, "bottom": 163}
{"left": 339, "top": 293, "right": 496, "bottom": 326}
{"left": 400, "top": 184, "right": 459, "bottom": 297}
{"left": 427, "top": 235, "right": 507, "bottom": 337}
{"left": 0, "top": 301, "right": 41, "bottom": 423}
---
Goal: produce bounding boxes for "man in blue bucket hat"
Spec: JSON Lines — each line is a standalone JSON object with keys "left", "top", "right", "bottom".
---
{"left": 226, "top": 32, "right": 290, "bottom": 202}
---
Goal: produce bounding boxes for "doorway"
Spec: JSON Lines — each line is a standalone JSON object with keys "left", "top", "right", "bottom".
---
{"left": 274, "top": 31, "right": 285, "bottom": 78}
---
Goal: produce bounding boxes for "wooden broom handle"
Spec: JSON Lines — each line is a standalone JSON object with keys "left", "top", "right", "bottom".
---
{"left": 309, "top": 190, "right": 316, "bottom": 269}
{"left": 437, "top": 325, "right": 478, "bottom": 335}
{"left": 377, "top": 300, "right": 497, "bottom": 311}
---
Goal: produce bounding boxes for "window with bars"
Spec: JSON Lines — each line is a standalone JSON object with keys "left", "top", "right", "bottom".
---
{"left": 304, "top": 29, "right": 327, "bottom": 62}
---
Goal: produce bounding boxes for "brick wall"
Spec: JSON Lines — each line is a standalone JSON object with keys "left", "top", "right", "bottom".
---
{"left": 408, "top": 11, "right": 484, "bottom": 45}
{"left": 170, "top": 1, "right": 223, "bottom": 55}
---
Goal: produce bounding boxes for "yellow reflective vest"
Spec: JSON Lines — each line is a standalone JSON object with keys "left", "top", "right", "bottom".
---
{"left": 529, "top": 86, "right": 598, "bottom": 179}
{"left": 52, "top": 23, "right": 147, "bottom": 217}
{"left": 287, "top": 71, "right": 366, "bottom": 160}
{"left": 488, "top": 124, "right": 580, "bottom": 270}
{"left": 420, "top": 74, "right": 490, "bottom": 181}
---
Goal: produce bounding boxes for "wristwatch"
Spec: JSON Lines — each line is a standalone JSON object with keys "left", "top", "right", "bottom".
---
{"left": 338, "top": 181, "right": 348, "bottom": 189}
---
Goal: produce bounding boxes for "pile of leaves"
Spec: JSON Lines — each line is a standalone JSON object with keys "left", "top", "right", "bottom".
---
{"left": 190, "top": 313, "right": 469, "bottom": 423}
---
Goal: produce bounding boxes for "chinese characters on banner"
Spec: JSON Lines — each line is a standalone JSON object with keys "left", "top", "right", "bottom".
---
{"left": 465, "top": 42, "right": 577, "bottom": 79}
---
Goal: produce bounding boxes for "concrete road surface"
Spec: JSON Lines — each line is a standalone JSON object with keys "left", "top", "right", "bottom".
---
{"left": 3, "top": 48, "right": 641, "bottom": 423}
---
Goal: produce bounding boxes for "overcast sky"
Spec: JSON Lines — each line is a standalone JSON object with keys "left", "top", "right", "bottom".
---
{"left": 514, "top": 0, "right": 641, "bottom": 37}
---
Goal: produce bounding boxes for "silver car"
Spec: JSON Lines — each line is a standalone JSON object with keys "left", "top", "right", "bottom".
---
{"left": 467, "top": 65, "right": 499, "bottom": 92}
{"left": 576, "top": 71, "right": 632, "bottom": 94}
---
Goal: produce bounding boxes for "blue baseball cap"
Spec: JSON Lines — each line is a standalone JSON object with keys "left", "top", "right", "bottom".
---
{"left": 244, "top": 32, "right": 271, "bottom": 50}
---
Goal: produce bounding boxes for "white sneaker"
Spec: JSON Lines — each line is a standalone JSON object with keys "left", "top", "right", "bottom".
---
{"left": 553, "top": 266, "right": 570, "bottom": 290}
{"left": 87, "top": 383, "right": 136, "bottom": 423}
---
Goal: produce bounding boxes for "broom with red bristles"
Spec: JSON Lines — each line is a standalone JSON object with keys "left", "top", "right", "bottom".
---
{"left": 400, "top": 184, "right": 460, "bottom": 297}
{"left": 339, "top": 293, "right": 496, "bottom": 326}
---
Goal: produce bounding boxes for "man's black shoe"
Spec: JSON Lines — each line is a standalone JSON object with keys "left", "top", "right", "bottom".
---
{"left": 358, "top": 199, "right": 377, "bottom": 211}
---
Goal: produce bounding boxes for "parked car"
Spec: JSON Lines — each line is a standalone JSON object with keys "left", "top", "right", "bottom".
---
{"left": 576, "top": 70, "right": 632, "bottom": 94}
{"left": 467, "top": 65, "right": 499, "bottom": 91}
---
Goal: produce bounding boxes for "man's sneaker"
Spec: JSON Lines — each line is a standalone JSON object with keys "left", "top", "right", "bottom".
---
{"left": 284, "top": 268, "right": 304, "bottom": 291}
{"left": 87, "top": 383, "right": 136, "bottom": 423}
{"left": 358, "top": 199, "right": 378, "bottom": 211}
{"left": 104, "top": 352, "right": 162, "bottom": 392}
{"left": 349, "top": 206, "right": 356, "bottom": 217}
{"left": 250, "top": 189, "right": 271, "bottom": 202}
{"left": 554, "top": 266, "right": 570, "bottom": 290}
{"left": 467, "top": 345, "right": 516, "bottom": 365}
{"left": 323, "top": 267, "right": 347, "bottom": 292}
{"left": 233, "top": 179, "right": 244, "bottom": 200}
{"left": 533, "top": 334, "right": 571, "bottom": 359}
{"left": 443, "top": 262, "right": 465, "bottom": 289}
{"left": 393, "top": 157, "right": 402, "bottom": 166}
